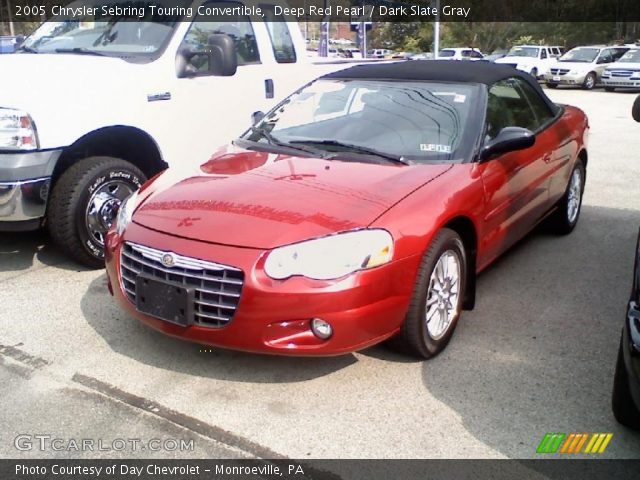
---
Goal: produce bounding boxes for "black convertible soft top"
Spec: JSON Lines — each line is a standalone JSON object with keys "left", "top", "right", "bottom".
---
{"left": 322, "top": 60, "right": 559, "bottom": 114}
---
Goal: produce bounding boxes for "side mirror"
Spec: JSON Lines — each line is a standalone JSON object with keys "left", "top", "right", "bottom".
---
{"left": 480, "top": 127, "right": 535, "bottom": 161}
{"left": 632, "top": 95, "right": 640, "bottom": 122}
{"left": 176, "top": 34, "right": 237, "bottom": 78}
{"left": 251, "top": 111, "right": 265, "bottom": 125}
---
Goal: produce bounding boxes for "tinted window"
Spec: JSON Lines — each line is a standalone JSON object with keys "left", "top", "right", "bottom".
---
{"left": 247, "top": 79, "right": 480, "bottom": 162}
{"left": 540, "top": 49, "right": 547, "bottom": 59}
{"left": 261, "top": 5, "right": 296, "bottom": 63}
{"left": 439, "top": 49, "right": 455, "bottom": 57}
{"left": 180, "top": 0, "right": 259, "bottom": 71}
{"left": 470, "top": 50, "right": 483, "bottom": 58}
{"left": 611, "top": 48, "right": 629, "bottom": 61}
{"left": 486, "top": 78, "right": 552, "bottom": 139}
{"left": 598, "top": 50, "right": 613, "bottom": 63}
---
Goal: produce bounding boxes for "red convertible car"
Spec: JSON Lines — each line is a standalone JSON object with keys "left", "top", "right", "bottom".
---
{"left": 105, "top": 61, "right": 589, "bottom": 358}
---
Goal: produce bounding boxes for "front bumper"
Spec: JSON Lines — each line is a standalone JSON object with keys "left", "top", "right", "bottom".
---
{"left": 601, "top": 78, "right": 640, "bottom": 88}
{"left": 623, "top": 301, "right": 640, "bottom": 408}
{"left": 105, "top": 223, "right": 420, "bottom": 356}
{"left": 544, "top": 73, "right": 587, "bottom": 85}
{"left": 0, "top": 149, "right": 62, "bottom": 228}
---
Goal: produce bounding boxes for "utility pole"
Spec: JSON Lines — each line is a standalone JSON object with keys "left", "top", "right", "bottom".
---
{"left": 433, "top": 0, "right": 440, "bottom": 58}
{"left": 7, "top": 0, "right": 16, "bottom": 36}
{"left": 319, "top": 0, "right": 330, "bottom": 57}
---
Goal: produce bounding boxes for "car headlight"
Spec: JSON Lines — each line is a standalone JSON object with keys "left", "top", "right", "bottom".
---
{"left": 631, "top": 71, "right": 640, "bottom": 79}
{"left": 569, "top": 70, "right": 581, "bottom": 75}
{"left": 0, "top": 108, "right": 39, "bottom": 150}
{"left": 602, "top": 70, "right": 611, "bottom": 78}
{"left": 264, "top": 229, "right": 394, "bottom": 281}
{"left": 114, "top": 190, "right": 139, "bottom": 236}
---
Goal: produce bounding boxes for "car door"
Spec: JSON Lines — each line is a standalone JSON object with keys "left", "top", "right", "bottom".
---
{"left": 476, "top": 77, "right": 558, "bottom": 265}
{"left": 168, "top": 0, "right": 273, "bottom": 170}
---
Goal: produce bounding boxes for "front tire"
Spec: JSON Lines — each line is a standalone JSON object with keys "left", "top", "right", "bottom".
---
{"left": 604, "top": 87, "right": 616, "bottom": 92}
{"left": 612, "top": 337, "right": 640, "bottom": 429}
{"left": 547, "top": 82, "right": 558, "bottom": 89}
{"left": 48, "top": 156, "right": 145, "bottom": 268}
{"left": 633, "top": 95, "right": 640, "bottom": 122}
{"left": 394, "top": 229, "right": 467, "bottom": 359}
{"left": 582, "top": 72, "right": 597, "bottom": 90}
{"left": 548, "top": 160, "right": 585, "bottom": 235}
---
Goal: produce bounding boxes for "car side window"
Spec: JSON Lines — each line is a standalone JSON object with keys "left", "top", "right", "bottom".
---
{"left": 461, "top": 50, "right": 471, "bottom": 58}
{"left": 486, "top": 78, "right": 553, "bottom": 140}
{"left": 180, "top": 0, "right": 260, "bottom": 72}
{"left": 540, "top": 49, "right": 547, "bottom": 59}
{"left": 597, "top": 50, "right": 613, "bottom": 64}
{"left": 612, "top": 48, "right": 628, "bottom": 61}
{"left": 261, "top": 4, "right": 297, "bottom": 63}
{"left": 470, "top": 50, "right": 483, "bottom": 58}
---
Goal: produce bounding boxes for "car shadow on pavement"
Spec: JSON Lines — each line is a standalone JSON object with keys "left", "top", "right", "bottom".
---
{"left": 0, "top": 230, "right": 90, "bottom": 273}
{"left": 421, "top": 205, "right": 640, "bottom": 458}
{"left": 80, "top": 274, "right": 357, "bottom": 383}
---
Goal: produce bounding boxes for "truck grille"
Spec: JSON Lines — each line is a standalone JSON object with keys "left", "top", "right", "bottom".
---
{"left": 549, "top": 68, "right": 570, "bottom": 75}
{"left": 120, "top": 242, "right": 244, "bottom": 328}
{"left": 609, "top": 70, "right": 635, "bottom": 78}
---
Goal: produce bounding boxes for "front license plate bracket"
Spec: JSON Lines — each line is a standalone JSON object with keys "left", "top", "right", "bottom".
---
{"left": 135, "top": 275, "right": 194, "bottom": 327}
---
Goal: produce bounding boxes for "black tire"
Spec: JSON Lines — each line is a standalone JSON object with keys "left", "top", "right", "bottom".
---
{"left": 48, "top": 156, "right": 145, "bottom": 268}
{"left": 547, "top": 160, "right": 585, "bottom": 235}
{"left": 604, "top": 87, "right": 616, "bottom": 92}
{"left": 393, "top": 228, "right": 467, "bottom": 359}
{"left": 612, "top": 337, "right": 640, "bottom": 429}
{"left": 547, "top": 83, "right": 559, "bottom": 89}
{"left": 530, "top": 67, "right": 538, "bottom": 78}
{"left": 633, "top": 95, "right": 640, "bottom": 123}
{"left": 582, "top": 72, "right": 597, "bottom": 90}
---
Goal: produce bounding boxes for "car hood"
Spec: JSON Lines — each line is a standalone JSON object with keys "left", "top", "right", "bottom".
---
{"left": 133, "top": 147, "right": 452, "bottom": 249}
{"left": 496, "top": 56, "right": 537, "bottom": 64}
{"left": 606, "top": 62, "right": 640, "bottom": 70}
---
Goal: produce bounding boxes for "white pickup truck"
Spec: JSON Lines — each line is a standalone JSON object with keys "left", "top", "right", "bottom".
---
{"left": 0, "top": 0, "right": 348, "bottom": 267}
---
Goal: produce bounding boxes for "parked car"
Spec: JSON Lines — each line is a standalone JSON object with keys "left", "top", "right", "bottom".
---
{"left": 612, "top": 226, "right": 640, "bottom": 429}
{"left": 409, "top": 52, "right": 434, "bottom": 60}
{"left": 601, "top": 49, "right": 640, "bottom": 91}
{"left": 495, "top": 45, "right": 559, "bottom": 78}
{"left": 0, "top": 35, "right": 23, "bottom": 53}
{"left": 0, "top": 0, "right": 350, "bottom": 268}
{"left": 545, "top": 45, "right": 629, "bottom": 89}
{"left": 482, "top": 50, "right": 508, "bottom": 62}
{"left": 437, "top": 47, "right": 484, "bottom": 60}
{"left": 105, "top": 61, "right": 589, "bottom": 358}
{"left": 368, "top": 48, "right": 393, "bottom": 59}
{"left": 391, "top": 51, "right": 416, "bottom": 60}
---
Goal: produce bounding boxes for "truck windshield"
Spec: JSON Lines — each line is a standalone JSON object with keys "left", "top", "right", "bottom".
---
{"left": 617, "top": 49, "right": 640, "bottom": 63}
{"left": 506, "top": 46, "right": 539, "bottom": 58}
{"left": 244, "top": 79, "right": 479, "bottom": 163}
{"left": 20, "top": 0, "right": 188, "bottom": 56}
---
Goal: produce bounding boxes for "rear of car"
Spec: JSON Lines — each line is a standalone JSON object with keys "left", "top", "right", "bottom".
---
{"left": 602, "top": 49, "right": 640, "bottom": 90}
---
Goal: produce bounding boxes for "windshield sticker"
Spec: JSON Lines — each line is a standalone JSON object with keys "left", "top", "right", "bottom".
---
{"left": 454, "top": 94, "right": 466, "bottom": 103}
{"left": 420, "top": 144, "right": 452, "bottom": 153}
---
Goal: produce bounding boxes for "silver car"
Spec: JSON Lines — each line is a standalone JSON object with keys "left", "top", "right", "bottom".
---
{"left": 545, "top": 45, "right": 629, "bottom": 90}
{"left": 601, "top": 49, "right": 640, "bottom": 91}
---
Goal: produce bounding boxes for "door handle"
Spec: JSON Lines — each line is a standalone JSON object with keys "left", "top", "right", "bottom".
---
{"left": 265, "top": 79, "right": 274, "bottom": 99}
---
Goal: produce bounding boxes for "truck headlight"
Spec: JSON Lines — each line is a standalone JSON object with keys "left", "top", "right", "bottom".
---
{"left": 0, "top": 108, "right": 39, "bottom": 150}
{"left": 264, "top": 229, "right": 394, "bottom": 281}
{"left": 602, "top": 70, "right": 611, "bottom": 78}
{"left": 114, "top": 190, "right": 139, "bottom": 236}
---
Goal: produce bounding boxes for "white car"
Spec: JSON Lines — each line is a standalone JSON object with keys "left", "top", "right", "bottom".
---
{"left": 437, "top": 48, "right": 484, "bottom": 60}
{"left": 601, "top": 49, "right": 640, "bottom": 91}
{"left": 0, "top": 0, "right": 351, "bottom": 267}
{"left": 545, "top": 45, "right": 629, "bottom": 90}
{"left": 495, "top": 45, "right": 558, "bottom": 78}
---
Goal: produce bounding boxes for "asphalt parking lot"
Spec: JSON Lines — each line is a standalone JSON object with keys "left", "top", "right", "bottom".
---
{"left": 1, "top": 87, "right": 640, "bottom": 460}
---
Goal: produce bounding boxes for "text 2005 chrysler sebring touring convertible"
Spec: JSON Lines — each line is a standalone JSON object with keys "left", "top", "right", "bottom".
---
{"left": 105, "top": 62, "right": 589, "bottom": 358}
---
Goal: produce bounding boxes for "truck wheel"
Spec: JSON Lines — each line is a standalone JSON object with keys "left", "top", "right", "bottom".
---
{"left": 582, "top": 72, "right": 596, "bottom": 90}
{"left": 633, "top": 95, "right": 640, "bottom": 122}
{"left": 48, "top": 156, "right": 145, "bottom": 268}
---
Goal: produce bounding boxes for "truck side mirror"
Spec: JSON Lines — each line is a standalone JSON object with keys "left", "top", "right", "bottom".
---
{"left": 176, "top": 34, "right": 237, "bottom": 78}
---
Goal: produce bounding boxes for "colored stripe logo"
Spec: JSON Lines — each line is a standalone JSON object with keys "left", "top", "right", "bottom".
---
{"left": 537, "top": 433, "right": 613, "bottom": 454}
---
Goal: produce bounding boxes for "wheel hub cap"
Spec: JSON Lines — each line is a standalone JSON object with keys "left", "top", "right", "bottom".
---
{"left": 567, "top": 168, "right": 582, "bottom": 223}
{"left": 425, "top": 250, "right": 461, "bottom": 340}
{"left": 85, "top": 180, "right": 134, "bottom": 247}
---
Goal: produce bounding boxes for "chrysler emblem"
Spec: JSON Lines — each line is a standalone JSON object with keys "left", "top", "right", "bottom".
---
{"left": 161, "top": 252, "right": 176, "bottom": 268}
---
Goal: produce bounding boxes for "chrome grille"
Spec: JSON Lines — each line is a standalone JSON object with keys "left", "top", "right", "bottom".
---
{"left": 120, "top": 242, "right": 244, "bottom": 328}
{"left": 550, "top": 68, "right": 570, "bottom": 75}
{"left": 609, "top": 70, "right": 634, "bottom": 77}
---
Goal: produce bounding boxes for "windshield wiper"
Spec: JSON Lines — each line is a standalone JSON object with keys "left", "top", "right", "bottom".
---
{"left": 54, "top": 48, "right": 107, "bottom": 56}
{"left": 289, "top": 140, "right": 410, "bottom": 165}
{"left": 249, "top": 126, "right": 328, "bottom": 158}
{"left": 17, "top": 45, "right": 38, "bottom": 53}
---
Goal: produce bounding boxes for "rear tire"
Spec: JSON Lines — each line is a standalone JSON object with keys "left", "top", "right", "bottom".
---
{"left": 582, "top": 72, "right": 597, "bottom": 90}
{"left": 393, "top": 229, "right": 467, "bottom": 359}
{"left": 547, "top": 83, "right": 558, "bottom": 89}
{"left": 48, "top": 156, "right": 145, "bottom": 268}
{"left": 612, "top": 337, "right": 640, "bottom": 429}
{"left": 547, "top": 160, "right": 585, "bottom": 235}
{"left": 604, "top": 87, "right": 616, "bottom": 92}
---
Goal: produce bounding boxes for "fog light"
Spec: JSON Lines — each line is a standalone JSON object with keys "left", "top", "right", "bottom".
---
{"left": 310, "top": 318, "right": 333, "bottom": 340}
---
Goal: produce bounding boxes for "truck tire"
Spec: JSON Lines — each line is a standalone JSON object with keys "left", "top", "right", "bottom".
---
{"left": 48, "top": 156, "right": 145, "bottom": 268}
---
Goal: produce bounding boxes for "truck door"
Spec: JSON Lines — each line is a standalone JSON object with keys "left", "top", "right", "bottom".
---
{"left": 167, "top": 1, "right": 272, "bottom": 172}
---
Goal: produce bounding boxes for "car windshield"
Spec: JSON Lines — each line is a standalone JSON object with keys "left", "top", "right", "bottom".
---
{"left": 617, "top": 49, "right": 640, "bottom": 63}
{"left": 243, "top": 79, "right": 479, "bottom": 163}
{"left": 20, "top": 0, "right": 187, "bottom": 56}
{"left": 560, "top": 48, "right": 600, "bottom": 63}
{"left": 506, "top": 46, "right": 539, "bottom": 58}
